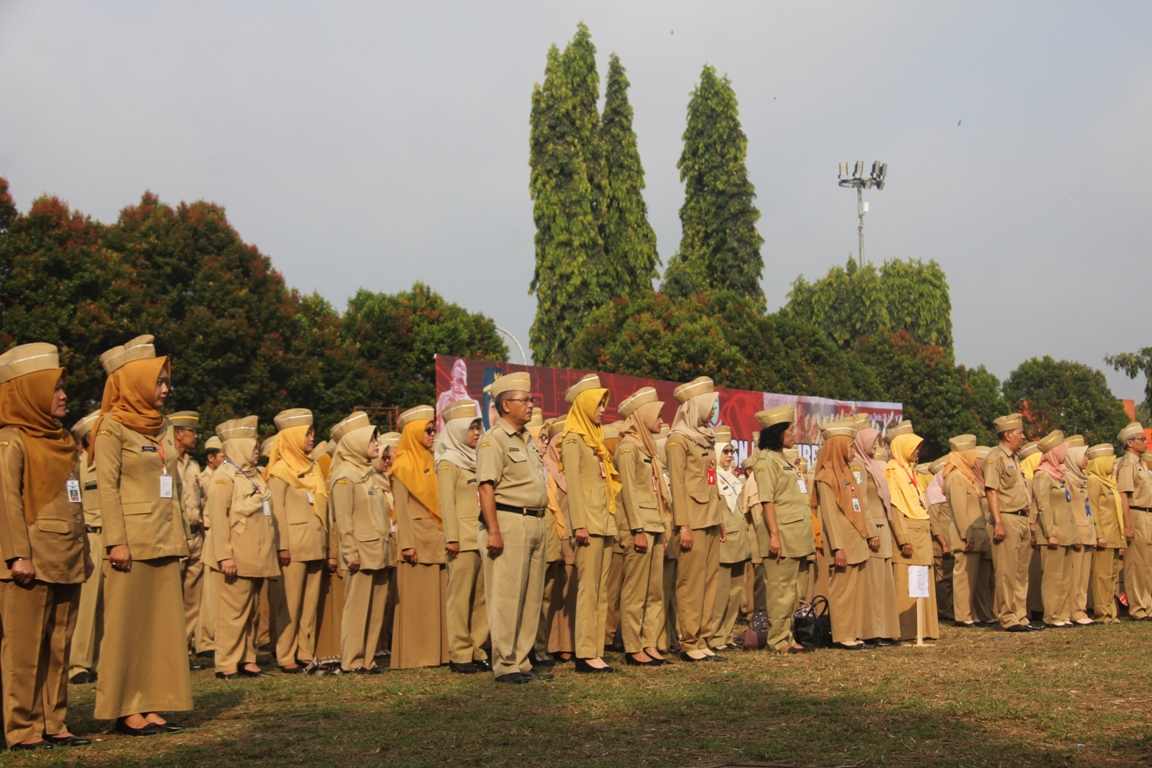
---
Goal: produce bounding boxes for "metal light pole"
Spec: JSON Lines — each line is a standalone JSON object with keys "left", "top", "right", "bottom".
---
{"left": 495, "top": 326, "right": 528, "bottom": 365}
{"left": 837, "top": 161, "right": 887, "bottom": 267}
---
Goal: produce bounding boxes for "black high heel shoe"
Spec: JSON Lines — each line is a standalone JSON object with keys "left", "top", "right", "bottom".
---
{"left": 574, "top": 658, "right": 614, "bottom": 673}
{"left": 624, "top": 654, "right": 658, "bottom": 666}
{"left": 115, "top": 718, "right": 163, "bottom": 737}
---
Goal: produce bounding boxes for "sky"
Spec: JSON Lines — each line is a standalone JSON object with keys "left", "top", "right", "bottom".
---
{"left": 2, "top": 1, "right": 1149, "bottom": 402}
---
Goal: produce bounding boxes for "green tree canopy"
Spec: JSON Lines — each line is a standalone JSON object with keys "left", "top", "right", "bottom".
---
{"left": 1106, "top": 347, "right": 1152, "bottom": 421}
{"left": 954, "top": 364, "right": 1008, "bottom": 447}
{"left": 1004, "top": 356, "right": 1130, "bottom": 447}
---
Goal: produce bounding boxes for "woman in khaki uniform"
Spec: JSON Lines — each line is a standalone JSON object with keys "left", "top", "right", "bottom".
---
{"left": 91, "top": 335, "right": 191, "bottom": 734}
{"left": 0, "top": 344, "right": 91, "bottom": 749}
{"left": 849, "top": 426, "right": 899, "bottom": 645}
{"left": 67, "top": 409, "right": 102, "bottom": 686}
{"left": 1086, "top": 445, "right": 1123, "bottom": 622}
{"left": 542, "top": 417, "right": 577, "bottom": 661}
{"left": 330, "top": 412, "right": 391, "bottom": 672}
{"left": 375, "top": 432, "right": 401, "bottom": 659}
{"left": 615, "top": 388, "right": 670, "bottom": 666}
{"left": 561, "top": 374, "right": 620, "bottom": 673}
{"left": 313, "top": 422, "right": 356, "bottom": 659}
{"left": 1033, "top": 432, "right": 1075, "bottom": 627}
{"left": 667, "top": 377, "right": 725, "bottom": 662}
{"left": 391, "top": 405, "right": 449, "bottom": 670}
{"left": 710, "top": 429, "right": 749, "bottom": 651}
{"left": 944, "top": 438, "right": 993, "bottom": 626}
{"left": 1063, "top": 445, "right": 1095, "bottom": 625}
{"left": 438, "top": 399, "right": 490, "bottom": 674}
{"left": 885, "top": 430, "right": 937, "bottom": 641}
{"left": 266, "top": 409, "right": 329, "bottom": 673}
{"left": 207, "top": 416, "right": 278, "bottom": 678}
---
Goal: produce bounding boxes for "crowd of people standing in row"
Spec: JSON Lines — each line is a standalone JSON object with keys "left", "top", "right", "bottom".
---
{"left": 2, "top": 334, "right": 1151, "bottom": 750}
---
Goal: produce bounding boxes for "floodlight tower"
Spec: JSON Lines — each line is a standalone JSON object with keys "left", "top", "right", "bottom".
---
{"left": 837, "top": 161, "right": 887, "bottom": 267}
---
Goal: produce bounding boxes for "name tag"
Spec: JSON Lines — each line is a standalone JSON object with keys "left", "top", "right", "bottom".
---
{"left": 707, "top": 468, "right": 716, "bottom": 485}
{"left": 599, "top": 460, "right": 606, "bottom": 479}
{"left": 652, "top": 474, "right": 658, "bottom": 492}
{"left": 263, "top": 500, "right": 271, "bottom": 516}
{"left": 853, "top": 470, "right": 862, "bottom": 485}
{"left": 141, "top": 445, "right": 158, "bottom": 452}
{"left": 798, "top": 478, "right": 808, "bottom": 495}
{"left": 307, "top": 491, "right": 314, "bottom": 505}
{"left": 159, "top": 475, "right": 173, "bottom": 498}
{"left": 66, "top": 479, "right": 81, "bottom": 503}
{"left": 851, "top": 497, "right": 861, "bottom": 513}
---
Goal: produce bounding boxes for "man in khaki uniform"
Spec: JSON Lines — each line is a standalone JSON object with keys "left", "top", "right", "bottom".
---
{"left": 68, "top": 410, "right": 103, "bottom": 685}
{"left": 196, "top": 435, "right": 223, "bottom": 655}
{"left": 985, "top": 413, "right": 1042, "bottom": 632}
{"left": 476, "top": 372, "right": 550, "bottom": 683}
{"left": 1116, "top": 423, "right": 1152, "bottom": 620}
{"left": 170, "top": 411, "right": 206, "bottom": 657}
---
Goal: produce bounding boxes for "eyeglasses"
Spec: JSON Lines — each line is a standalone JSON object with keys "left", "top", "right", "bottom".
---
{"left": 424, "top": 426, "right": 436, "bottom": 435}
{"left": 721, "top": 449, "right": 735, "bottom": 455}
{"left": 505, "top": 397, "right": 537, "bottom": 405}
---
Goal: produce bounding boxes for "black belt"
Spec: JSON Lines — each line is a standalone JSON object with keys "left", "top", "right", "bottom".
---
{"left": 1002, "top": 509, "right": 1028, "bottom": 517}
{"left": 189, "top": 524, "right": 203, "bottom": 534}
{"left": 1132, "top": 506, "right": 1152, "bottom": 513}
{"left": 86, "top": 526, "right": 102, "bottom": 534}
{"left": 495, "top": 502, "right": 547, "bottom": 518}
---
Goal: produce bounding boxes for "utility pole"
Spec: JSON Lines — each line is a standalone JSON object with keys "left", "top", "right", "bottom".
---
{"left": 837, "top": 161, "right": 887, "bottom": 267}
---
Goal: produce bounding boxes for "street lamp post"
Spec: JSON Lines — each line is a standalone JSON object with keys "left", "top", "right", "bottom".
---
{"left": 837, "top": 161, "right": 887, "bottom": 267}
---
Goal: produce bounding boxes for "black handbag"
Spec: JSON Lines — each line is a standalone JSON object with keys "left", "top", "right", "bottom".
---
{"left": 793, "top": 596, "right": 832, "bottom": 649}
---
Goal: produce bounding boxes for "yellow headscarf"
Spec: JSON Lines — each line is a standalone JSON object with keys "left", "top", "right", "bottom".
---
{"left": 265, "top": 424, "right": 328, "bottom": 524}
{"left": 885, "top": 433, "right": 929, "bottom": 520}
{"left": 0, "top": 368, "right": 76, "bottom": 524}
{"left": 389, "top": 419, "right": 441, "bottom": 526}
{"left": 1087, "top": 455, "right": 1124, "bottom": 539}
{"left": 1021, "top": 451, "right": 1042, "bottom": 480}
{"left": 561, "top": 387, "right": 622, "bottom": 514}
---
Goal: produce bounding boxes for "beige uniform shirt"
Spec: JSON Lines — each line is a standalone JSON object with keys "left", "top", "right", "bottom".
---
{"left": 984, "top": 445, "right": 1030, "bottom": 513}
{"left": 561, "top": 433, "right": 617, "bottom": 537}
{"left": 817, "top": 481, "right": 872, "bottom": 565}
{"left": 332, "top": 473, "right": 392, "bottom": 571}
{"left": 206, "top": 462, "right": 279, "bottom": 578}
{"left": 1088, "top": 477, "right": 1123, "bottom": 548}
{"left": 666, "top": 434, "right": 721, "bottom": 530}
{"left": 438, "top": 460, "right": 481, "bottom": 552}
{"left": 615, "top": 439, "right": 665, "bottom": 534}
{"left": 79, "top": 452, "right": 101, "bottom": 529}
{"left": 476, "top": 418, "right": 548, "bottom": 510}
{"left": 270, "top": 477, "right": 327, "bottom": 562}
{"left": 946, "top": 475, "right": 990, "bottom": 552}
{"left": 1117, "top": 453, "right": 1152, "bottom": 509}
{"left": 178, "top": 453, "right": 204, "bottom": 532}
{"left": 394, "top": 477, "right": 446, "bottom": 565}
{"left": 850, "top": 460, "right": 894, "bottom": 560}
{"left": 1033, "top": 470, "right": 1077, "bottom": 546}
{"left": 755, "top": 450, "right": 816, "bottom": 559}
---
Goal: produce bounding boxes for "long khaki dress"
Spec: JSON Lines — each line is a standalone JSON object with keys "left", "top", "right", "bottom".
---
{"left": 817, "top": 480, "right": 874, "bottom": 644}
{"left": 850, "top": 460, "right": 899, "bottom": 641}
{"left": 1088, "top": 475, "right": 1123, "bottom": 622}
{"left": 889, "top": 500, "right": 939, "bottom": 641}
{"left": 391, "top": 478, "right": 449, "bottom": 669}
{"left": 271, "top": 477, "right": 327, "bottom": 666}
{"left": 1034, "top": 470, "right": 1076, "bottom": 625}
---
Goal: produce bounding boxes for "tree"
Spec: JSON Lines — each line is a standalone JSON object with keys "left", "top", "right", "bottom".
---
{"left": 0, "top": 177, "right": 17, "bottom": 233}
{"left": 662, "top": 65, "right": 764, "bottom": 309}
{"left": 1106, "top": 348, "right": 1152, "bottom": 421}
{"left": 342, "top": 283, "right": 508, "bottom": 409}
{"left": 601, "top": 53, "right": 659, "bottom": 295}
{"left": 954, "top": 364, "right": 1008, "bottom": 446}
{"left": 1003, "top": 356, "right": 1130, "bottom": 447}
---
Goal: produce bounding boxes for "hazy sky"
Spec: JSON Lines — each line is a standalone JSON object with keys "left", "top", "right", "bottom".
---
{"left": 2, "top": 1, "right": 1149, "bottom": 402}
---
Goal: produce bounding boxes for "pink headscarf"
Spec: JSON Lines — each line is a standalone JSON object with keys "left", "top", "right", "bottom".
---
{"left": 1036, "top": 442, "right": 1069, "bottom": 484}
{"left": 926, "top": 470, "right": 947, "bottom": 506}
{"left": 852, "top": 427, "right": 891, "bottom": 517}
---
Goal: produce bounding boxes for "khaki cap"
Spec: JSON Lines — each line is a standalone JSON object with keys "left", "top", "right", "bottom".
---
{"left": 1086, "top": 443, "right": 1114, "bottom": 459}
{"left": 1065, "top": 434, "right": 1085, "bottom": 448}
{"left": 915, "top": 462, "right": 931, "bottom": 475}
{"left": 100, "top": 335, "right": 156, "bottom": 375}
{"left": 658, "top": 424, "right": 670, "bottom": 438}
{"left": 564, "top": 373, "right": 601, "bottom": 405}
{"left": 205, "top": 436, "right": 223, "bottom": 451}
{"left": 993, "top": 412, "right": 1023, "bottom": 433}
{"left": 820, "top": 419, "right": 857, "bottom": 440}
{"left": 929, "top": 458, "right": 946, "bottom": 473}
{"left": 740, "top": 456, "right": 756, "bottom": 470}
{"left": 949, "top": 434, "right": 977, "bottom": 452}
{"left": 379, "top": 431, "right": 401, "bottom": 449}
{"left": 673, "top": 376, "right": 714, "bottom": 404}
{"left": 755, "top": 405, "right": 794, "bottom": 429}
{"left": 797, "top": 458, "right": 809, "bottom": 471}
{"left": 309, "top": 440, "right": 330, "bottom": 461}
{"left": 1037, "top": 430, "right": 1065, "bottom": 453}
{"left": 854, "top": 413, "right": 871, "bottom": 428}
{"left": 619, "top": 387, "right": 660, "bottom": 418}
{"left": 975, "top": 446, "right": 992, "bottom": 461}
{"left": 274, "top": 408, "right": 312, "bottom": 431}
{"left": 713, "top": 425, "right": 732, "bottom": 445}
{"left": 886, "top": 420, "right": 913, "bottom": 443}
{"left": 783, "top": 448, "right": 800, "bottom": 462}
{"left": 169, "top": 411, "right": 200, "bottom": 429}
{"left": 875, "top": 445, "right": 889, "bottom": 461}
{"left": 70, "top": 409, "right": 101, "bottom": 442}
{"left": 0, "top": 343, "right": 60, "bottom": 383}
{"left": 1017, "top": 441, "right": 1040, "bottom": 459}
{"left": 443, "top": 400, "right": 479, "bottom": 423}
{"left": 331, "top": 411, "right": 371, "bottom": 444}
{"left": 217, "top": 416, "right": 258, "bottom": 441}
{"left": 260, "top": 436, "right": 277, "bottom": 458}
{"left": 1118, "top": 423, "right": 1145, "bottom": 443}
{"left": 546, "top": 417, "right": 567, "bottom": 439}
{"left": 751, "top": 430, "right": 760, "bottom": 446}
{"left": 397, "top": 405, "right": 434, "bottom": 431}
{"left": 528, "top": 407, "right": 544, "bottom": 426}
{"left": 490, "top": 372, "right": 531, "bottom": 397}
{"left": 1143, "top": 451, "right": 1152, "bottom": 464}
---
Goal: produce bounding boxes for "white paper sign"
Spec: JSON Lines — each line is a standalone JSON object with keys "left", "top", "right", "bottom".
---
{"left": 908, "top": 565, "right": 931, "bottom": 598}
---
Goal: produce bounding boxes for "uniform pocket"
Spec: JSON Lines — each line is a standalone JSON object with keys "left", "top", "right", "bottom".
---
{"left": 122, "top": 500, "right": 152, "bottom": 516}
{"left": 37, "top": 518, "right": 71, "bottom": 534}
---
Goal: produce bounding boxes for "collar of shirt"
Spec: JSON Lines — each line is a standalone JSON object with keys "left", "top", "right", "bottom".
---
{"left": 496, "top": 417, "right": 528, "bottom": 440}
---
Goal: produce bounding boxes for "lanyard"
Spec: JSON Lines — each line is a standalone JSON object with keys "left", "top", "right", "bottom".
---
{"left": 146, "top": 436, "right": 168, "bottom": 475}
{"left": 225, "top": 460, "right": 263, "bottom": 496}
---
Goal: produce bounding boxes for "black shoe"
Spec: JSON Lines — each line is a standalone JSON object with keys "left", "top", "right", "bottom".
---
{"left": 875, "top": 639, "right": 897, "bottom": 647}
{"left": 279, "top": 665, "right": 303, "bottom": 674}
{"left": 704, "top": 654, "right": 727, "bottom": 662}
{"left": 625, "top": 654, "right": 659, "bottom": 666}
{"left": 528, "top": 650, "right": 557, "bottom": 668}
{"left": 10, "top": 740, "right": 54, "bottom": 751}
{"left": 449, "top": 661, "right": 480, "bottom": 674}
{"left": 152, "top": 722, "right": 184, "bottom": 733}
{"left": 677, "top": 651, "right": 707, "bottom": 663}
{"left": 215, "top": 672, "right": 239, "bottom": 680}
{"left": 189, "top": 661, "right": 205, "bottom": 671}
{"left": 238, "top": 667, "right": 265, "bottom": 677}
{"left": 647, "top": 656, "right": 671, "bottom": 665}
{"left": 494, "top": 672, "right": 531, "bottom": 684}
{"left": 353, "top": 666, "right": 382, "bottom": 675}
{"left": 524, "top": 669, "right": 554, "bottom": 681}
{"left": 832, "top": 642, "right": 864, "bottom": 651}
{"left": 1027, "top": 623, "right": 1047, "bottom": 631}
{"left": 69, "top": 671, "right": 94, "bottom": 685}
{"left": 1005, "top": 624, "right": 1030, "bottom": 633}
{"left": 43, "top": 733, "right": 91, "bottom": 747}
{"left": 472, "top": 659, "right": 492, "bottom": 672}
{"left": 954, "top": 620, "right": 976, "bottom": 628}
{"left": 115, "top": 719, "right": 164, "bottom": 737}
{"left": 574, "top": 658, "right": 614, "bottom": 673}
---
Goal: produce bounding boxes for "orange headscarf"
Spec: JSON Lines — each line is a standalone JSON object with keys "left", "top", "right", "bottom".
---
{"left": 0, "top": 367, "right": 76, "bottom": 524}
{"left": 810, "top": 435, "right": 867, "bottom": 538}
{"left": 89, "top": 357, "right": 169, "bottom": 465}
{"left": 389, "top": 419, "right": 440, "bottom": 526}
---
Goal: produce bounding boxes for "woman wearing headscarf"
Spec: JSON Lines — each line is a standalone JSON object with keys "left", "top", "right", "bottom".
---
{"left": 814, "top": 420, "right": 877, "bottom": 649}
{"left": 390, "top": 405, "right": 449, "bottom": 670}
{"left": 666, "top": 377, "right": 725, "bottom": 662}
{"left": 1063, "top": 444, "right": 1095, "bottom": 625}
{"left": 1032, "top": 431, "right": 1075, "bottom": 627}
{"left": 90, "top": 335, "right": 191, "bottom": 734}
{"left": 0, "top": 344, "right": 92, "bottom": 750}
{"left": 266, "top": 409, "right": 328, "bottom": 674}
{"left": 560, "top": 374, "right": 620, "bottom": 673}
{"left": 437, "top": 400, "right": 489, "bottom": 674}
{"left": 330, "top": 412, "right": 391, "bottom": 672}
{"left": 614, "top": 388, "right": 670, "bottom": 666}
{"left": 313, "top": 423, "right": 358, "bottom": 660}
{"left": 925, "top": 458, "right": 955, "bottom": 623}
{"left": 542, "top": 416, "right": 577, "bottom": 661}
{"left": 1086, "top": 444, "right": 1124, "bottom": 623}
{"left": 943, "top": 436, "right": 993, "bottom": 626}
{"left": 885, "top": 430, "right": 938, "bottom": 641}
{"left": 710, "top": 427, "right": 750, "bottom": 652}
{"left": 850, "top": 426, "right": 900, "bottom": 645}
{"left": 206, "top": 416, "right": 277, "bottom": 679}
{"left": 374, "top": 431, "right": 401, "bottom": 660}
{"left": 737, "top": 455, "right": 766, "bottom": 618}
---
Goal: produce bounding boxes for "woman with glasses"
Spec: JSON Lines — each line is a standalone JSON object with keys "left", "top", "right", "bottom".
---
{"left": 709, "top": 428, "right": 750, "bottom": 652}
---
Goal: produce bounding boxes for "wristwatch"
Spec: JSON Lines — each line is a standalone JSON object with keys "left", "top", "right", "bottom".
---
{"left": 632, "top": 528, "right": 644, "bottom": 534}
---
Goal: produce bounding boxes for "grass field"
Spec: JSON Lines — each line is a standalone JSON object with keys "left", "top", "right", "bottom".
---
{"left": 14, "top": 621, "right": 1152, "bottom": 768}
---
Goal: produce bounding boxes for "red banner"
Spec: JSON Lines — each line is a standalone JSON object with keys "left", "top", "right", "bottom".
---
{"left": 435, "top": 355, "right": 902, "bottom": 467}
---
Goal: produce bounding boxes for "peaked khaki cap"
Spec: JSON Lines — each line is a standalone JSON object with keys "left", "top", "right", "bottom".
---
{"left": 379, "top": 431, "right": 401, "bottom": 449}
{"left": 274, "top": 408, "right": 313, "bottom": 431}
{"left": 490, "top": 372, "right": 531, "bottom": 397}
{"left": 217, "top": 415, "right": 258, "bottom": 442}
{"left": 875, "top": 446, "right": 889, "bottom": 461}
{"left": 929, "top": 458, "right": 946, "bottom": 473}
{"left": 993, "top": 412, "right": 1023, "bottom": 433}
{"left": 820, "top": 419, "right": 857, "bottom": 440}
{"left": 783, "top": 448, "right": 800, "bottom": 462}
{"left": 1086, "top": 443, "right": 1114, "bottom": 460}
{"left": 713, "top": 425, "right": 732, "bottom": 445}
{"left": 756, "top": 405, "right": 794, "bottom": 429}
{"left": 1118, "top": 423, "right": 1144, "bottom": 443}
{"left": 886, "top": 419, "right": 914, "bottom": 443}
{"left": 658, "top": 424, "right": 671, "bottom": 437}
{"left": 751, "top": 431, "right": 760, "bottom": 446}
{"left": 949, "top": 434, "right": 977, "bottom": 452}
{"left": 1143, "top": 451, "right": 1152, "bottom": 464}
{"left": 528, "top": 407, "right": 544, "bottom": 426}
{"left": 70, "top": 409, "right": 101, "bottom": 442}
{"left": 205, "top": 436, "right": 223, "bottom": 451}
{"left": 854, "top": 413, "right": 871, "bottom": 428}
{"left": 309, "top": 440, "right": 330, "bottom": 461}
{"left": 397, "top": 405, "right": 434, "bottom": 431}
{"left": 443, "top": 400, "right": 479, "bottom": 423}
{"left": 619, "top": 387, "right": 660, "bottom": 418}
{"left": 1038, "top": 430, "right": 1065, "bottom": 453}
{"left": 740, "top": 456, "right": 756, "bottom": 470}
{"left": 0, "top": 343, "right": 60, "bottom": 383}
{"left": 331, "top": 411, "right": 370, "bottom": 444}
{"left": 547, "top": 417, "right": 567, "bottom": 439}
{"left": 100, "top": 335, "right": 156, "bottom": 375}
{"left": 1065, "top": 434, "right": 1085, "bottom": 448}
{"left": 564, "top": 373, "right": 602, "bottom": 405}
{"left": 915, "top": 463, "right": 931, "bottom": 474}
{"left": 1017, "top": 441, "right": 1040, "bottom": 459}
{"left": 169, "top": 411, "right": 200, "bottom": 429}
{"left": 261, "top": 436, "right": 277, "bottom": 458}
{"left": 975, "top": 446, "right": 993, "bottom": 460}
{"left": 673, "top": 376, "right": 714, "bottom": 404}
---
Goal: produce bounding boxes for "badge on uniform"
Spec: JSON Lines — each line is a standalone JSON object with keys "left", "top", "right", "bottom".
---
{"left": 263, "top": 500, "right": 271, "bottom": 516}
{"left": 798, "top": 478, "right": 808, "bottom": 495}
{"left": 853, "top": 470, "right": 862, "bottom": 485}
{"left": 599, "top": 460, "right": 606, "bottom": 479}
{"left": 159, "top": 475, "right": 173, "bottom": 499}
{"left": 66, "top": 479, "right": 81, "bottom": 503}
{"left": 707, "top": 468, "right": 716, "bottom": 485}
{"left": 307, "top": 491, "right": 314, "bottom": 505}
{"left": 851, "top": 497, "right": 861, "bottom": 513}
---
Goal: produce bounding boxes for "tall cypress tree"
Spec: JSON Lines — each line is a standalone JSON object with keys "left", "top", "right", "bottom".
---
{"left": 662, "top": 65, "right": 765, "bottom": 309}
{"left": 601, "top": 53, "right": 659, "bottom": 295}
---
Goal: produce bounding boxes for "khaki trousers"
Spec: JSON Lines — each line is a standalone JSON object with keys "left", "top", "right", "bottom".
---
{"left": 675, "top": 525, "right": 720, "bottom": 652}
{"left": 342, "top": 568, "right": 389, "bottom": 671}
{"left": 953, "top": 551, "right": 991, "bottom": 624}
{"left": 0, "top": 581, "right": 79, "bottom": 747}
{"left": 574, "top": 535, "right": 613, "bottom": 659}
{"left": 603, "top": 549, "right": 625, "bottom": 646}
{"left": 275, "top": 560, "right": 324, "bottom": 666}
{"left": 1126, "top": 508, "right": 1152, "bottom": 619}
{"left": 709, "top": 561, "right": 746, "bottom": 648}
{"left": 1040, "top": 546, "right": 1073, "bottom": 624}
{"left": 827, "top": 561, "right": 863, "bottom": 644}
{"left": 197, "top": 531, "right": 217, "bottom": 653}
{"left": 763, "top": 556, "right": 808, "bottom": 651}
{"left": 536, "top": 559, "right": 556, "bottom": 655}
{"left": 215, "top": 575, "right": 262, "bottom": 674}
{"left": 181, "top": 530, "right": 204, "bottom": 650}
{"left": 447, "top": 550, "right": 489, "bottom": 664}
{"left": 660, "top": 557, "right": 677, "bottom": 650}
{"left": 991, "top": 513, "right": 1032, "bottom": 628}
{"left": 1068, "top": 546, "right": 1092, "bottom": 622}
{"left": 68, "top": 529, "right": 103, "bottom": 677}
{"left": 1091, "top": 548, "right": 1121, "bottom": 622}
{"left": 619, "top": 531, "right": 664, "bottom": 653}
{"left": 546, "top": 559, "right": 577, "bottom": 655}
{"left": 480, "top": 511, "right": 546, "bottom": 678}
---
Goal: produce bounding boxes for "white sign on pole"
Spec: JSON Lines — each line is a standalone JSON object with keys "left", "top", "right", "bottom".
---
{"left": 908, "top": 565, "right": 930, "bottom": 598}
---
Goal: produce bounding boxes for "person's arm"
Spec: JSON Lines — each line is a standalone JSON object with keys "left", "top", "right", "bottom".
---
{"left": 475, "top": 434, "right": 504, "bottom": 556}
{"left": 270, "top": 478, "right": 291, "bottom": 565}
{"left": 666, "top": 439, "right": 694, "bottom": 550}
{"left": 331, "top": 479, "right": 359, "bottom": 571}
{"left": 478, "top": 482, "right": 501, "bottom": 555}
{"left": 562, "top": 437, "right": 589, "bottom": 543}
{"left": 947, "top": 478, "right": 972, "bottom": 552}
{"left": 1117, "top": 461, "right": 1136, "bottom": 543}
{"left": 394, "top": 478, "right": 418, "bottom": 564}
{"left": 181, "top": 461, "right": 201, "bottom": 532}
{"left": 1033, "top": 473, "right": 1058, "bottom": 548}
{"left": 0, "top": 436, "right": 35, "bottom": 584}
{"left": 438, "top": 461, "right": 461, "bottom": 557}
{"left": 616, "top": 446, "right": 645, "bottom": 533}
{"left": 817, "top": 483, "right": 847, "bottom": 567}
{"left": 984, "top": 452, "right": 1007, "bottom": 542}
{"left": 206, "top": 473, "right": 237, "bottom": 576}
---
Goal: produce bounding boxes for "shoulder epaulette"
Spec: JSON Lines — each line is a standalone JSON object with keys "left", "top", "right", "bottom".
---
{"left": 335, "top": 478, "right": 350, "bottom": 485}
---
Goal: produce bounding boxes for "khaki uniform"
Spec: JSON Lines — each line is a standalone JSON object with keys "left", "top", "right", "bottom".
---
{"left": 391, "top": 477, "right": 448, "bottom": 669}
{"left": 946, "top": 475, "right": 994, "bottom": 624}
{"left": 563, "top": 433, "right": 617, "bottom": 659}
{"left": 0, "top": 432, "right": 86, "bottom": 747}
{"left": 817, "top": 480, "right": 873, "bottom": 644}
{"left": 178, "top": 453, "right": 205, "bottom": 650}
{"left": 270, "top": 477, "right": 327, "bottom": 666}
{"left": 1067, "top": 482, "right": 1095, "bottom": 623}
{"left": 738, "top": 475, "right": 766, "bottom": 615}
{"left": 1117, "top": 453, "right": 1152, "bottom": 619}
{"left": 196, "top": 463, "right": 218, "bottom": 653}
{"left": 1033, "top": 470, "right": 1076, "bottom": 624}
{"left": 1088, "top": 476, "right": 1123, "bottom": 621}
{"left": 68, "top": 454, "right": 103, "bottom": 679}
{"left": 93, "top": 419, "right": 191, "bottom": 720}
{"left": 615, "top": 439, "right": 665, "bottom": 654}
{"left": 476, "top": 417, "right": 549, "bottom": 678}
{"left": 929, "top": 500, "right": 955, "bottom": 621}
{"left": 666, "top": 434, "right": 721, "bottom": 653}
{"left": 332, "top": 471, "right": 392, "bottom": 671}
{"left": 754, "top": 451, "right": 814, "bottom": 651}
{"left": 710, "top": 471, "right": 749, "bottom": 648}
{"left": 850, "top": 460, "right": 900, "bottom": 641}
{"left": 440, "top": 459, "right": 489, "bottom": 665}
{"left": 544, "top": 485, "right": 577, "bottom": 656}
{"left": 889, "top": 500, "right": 939, "bottom": 641}
{"left": 535, "top": 478, "right": 568, "bottom": 657}
{"left": 985, "top": 445, "right": 1032, "bottom": 628}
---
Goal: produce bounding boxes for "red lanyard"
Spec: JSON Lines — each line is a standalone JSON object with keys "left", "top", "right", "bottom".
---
{"left": 146, "top": 436, "right": 168, "bottom": 474}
